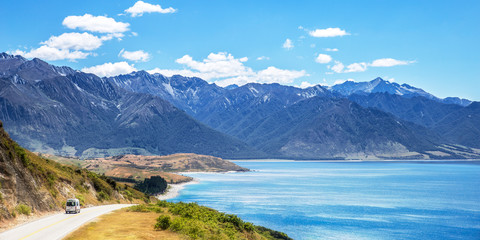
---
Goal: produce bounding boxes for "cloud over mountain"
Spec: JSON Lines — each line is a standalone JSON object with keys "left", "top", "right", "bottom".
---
{"left": 125, "top": 1, "right": 176, "bottom": 17}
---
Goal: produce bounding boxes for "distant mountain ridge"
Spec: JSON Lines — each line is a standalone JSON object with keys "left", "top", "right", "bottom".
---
{"left": 1, "top": 52, "right": 478, "bottom": 159}
{"left": 0, "top": 53, "right": 258, "bottom": 159}
{"left": 106, "top": 68, "right": 479, "bottom": 159}
{"left": 330, "top": 77, "right": 472, "bottom": 106}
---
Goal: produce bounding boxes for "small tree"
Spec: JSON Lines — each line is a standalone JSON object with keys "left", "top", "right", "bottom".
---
{"left": 155, "top": 215, "right": 171, "bottom": 230}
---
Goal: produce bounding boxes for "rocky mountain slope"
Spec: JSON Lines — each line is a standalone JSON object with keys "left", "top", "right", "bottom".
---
{"left": 234, "top": 97, "right": 451, "bottom": 159}
{"left": 0, "top": 121, "right": 146, "bottom": 223}
{"left": 432, "top": 102, "right": 480, "bottom": 148}
{"left": 108, "top": 72, "right": 333, "bottom": 137}
{"left": 0, "top": 53, "right": 258, "bottom": 159}
{"left": 348, "top": 92, "right": 463, "bottom": 128}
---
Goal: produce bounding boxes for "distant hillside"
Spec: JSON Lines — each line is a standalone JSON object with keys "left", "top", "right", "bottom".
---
{"left": 432, "top": 102, "right": 480, "bottom": 148}
{"left": 95, "top": 153, "right": 249, "bottom": 172}
{"left": 236, "top": 97, "right": 456, "bottom": 159}
{"left": 59, "top": 153, "right": 249, "bottom": 183}
{"left": 348, "top": 92, "right": 463, "bottom": 128}
{"left": 0, "top": 53, "right": 259, "bottom": 159}
{"left": 0, "top": 121, "right": 147, "bottom": 223}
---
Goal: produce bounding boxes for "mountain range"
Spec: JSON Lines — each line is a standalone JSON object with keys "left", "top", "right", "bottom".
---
{"left": 1, "top": 52, "right": 479, "bottom": 159}
{"left": 0, "top": 53, "right": 257, "bottom": 159}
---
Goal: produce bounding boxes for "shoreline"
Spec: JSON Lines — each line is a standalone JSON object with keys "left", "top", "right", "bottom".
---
{"left": 155, "top": 180, "right": 199, "bottom": 200}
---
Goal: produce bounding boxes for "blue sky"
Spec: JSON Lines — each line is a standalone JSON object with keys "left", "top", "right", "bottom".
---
{"left": 1, "top": 0, "right": 479, "bottom": 100}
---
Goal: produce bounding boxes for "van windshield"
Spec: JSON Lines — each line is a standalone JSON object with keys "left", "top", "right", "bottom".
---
{"left": 66, "top": 201, "right": 76, "bottom": 206}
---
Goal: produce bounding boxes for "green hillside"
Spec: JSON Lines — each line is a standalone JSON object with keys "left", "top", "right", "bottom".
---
{"left": 0, "top": 121, "right": 148, "bottom": 222}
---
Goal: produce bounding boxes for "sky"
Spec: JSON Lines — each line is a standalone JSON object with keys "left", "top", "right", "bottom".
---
{"left": 1, "top": 0, "right": 479, "bottom": 100}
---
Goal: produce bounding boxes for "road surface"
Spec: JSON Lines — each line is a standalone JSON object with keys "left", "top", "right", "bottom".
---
{"left": 0, "top": 204, "right": 133, "bottom": 240}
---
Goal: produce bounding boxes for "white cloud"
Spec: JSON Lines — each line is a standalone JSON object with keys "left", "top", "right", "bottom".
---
{"left": 175, "top": 52, "right": 253, "bottom": 80}
{"left": 330, "top": 61, "right": 345, "bottom": 73}
{"left": 256, "top": 67, "right": 306, "bottom": 84}
{"left": 41, "top": 32, "right": 103, "bottom": 51}
{"left": 257, "top": 56, "right": 270, "bottom": 61}
{"left": 283, "top": 38, "right": 294, "bottom": 50}
{"left": 100, "top": 33, "right": 125, "bottom": 41}
{"left": 315, "top": 53, "right": 332, "bottom": 64}
{"left": 297, "top": 81, "right": 316, "bottom": 89}
{"left": 11, "top": 46, "right": 89, "bottom": 61}
{"left": 333, "top": 78, "right": 355, "bottom": 85}
{"left": 63, "top": 14, "right": 130, "bottom": 33}
{"left": 370, "top": 58, "right": 415, "bottom": 67}
{"left": 125, "top": 1, "right": 176, "bottom": 17}
{"left": 82, "top": 62, "right": 136, "bottom": 77}
{"left": 325, "top": 48, "right": 339, "bottom": 52}
{"left": 119, "top": 49, "right": 151, "bottom": 62}
{"left": 149, "top": 52, "right": 307, "bottom": 87}
{"left": 328, "top": 58, "right": 414, "bottom": 74}
{"left": 345, "top": 62, "right": 368, "bottom": 73}
{"left": 309, "top": 28, "right": 349, "bottom": 38}
{"left": 148, "top": 68, "right": 197, "bottom": 77}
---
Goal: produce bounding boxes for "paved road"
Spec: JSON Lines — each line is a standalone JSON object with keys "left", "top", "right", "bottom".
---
{"left": 0, "top": 204, "right": 134, "bottom": 240}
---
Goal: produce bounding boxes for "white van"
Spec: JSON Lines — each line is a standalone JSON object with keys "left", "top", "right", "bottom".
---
{"left": 65, "top": 198, "right": 81, "bottom": 214}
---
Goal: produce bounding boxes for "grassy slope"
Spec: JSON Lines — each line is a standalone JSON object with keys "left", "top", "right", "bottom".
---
{"left": 67, "top": 202, "right": 292, "bottom": 240}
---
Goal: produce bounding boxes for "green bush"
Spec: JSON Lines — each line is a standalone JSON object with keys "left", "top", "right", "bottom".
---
{"left": 75, "top": 194, "right": 85, "bottom": 206}
{"left": 128, "top": 205, "right": 149, "bottom": 212}
{"left": 97, "top": 191, "right": 110, "bottom": 202}
{"left": 155, "top": 215, "right": 171, "bottom": 230}
{"left": 134, "top": 176, "right": 167, "bottom": 195}
{"left": 15, "top": 204, "right": 31, "bottom": 216}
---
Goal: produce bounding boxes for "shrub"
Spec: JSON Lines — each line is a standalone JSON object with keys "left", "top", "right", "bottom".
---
{"left": 97, "top": 191, "right": 110, "bottom": 202}
{"left": 155, "top": 215, "right": 171, "bottom": 230}
{"left": 75, "top": 194, "right": 85, "bottom": 206}
{"left": 16, "top": 204, "right": 31, "bottom": 216}
{"left": 156, "top": 200, "right": 171, "bottom": 208}
{"left": 134, "top": 176, "right": 167, "bottom": 195}
{"left": 170, "top": 218, "right": 185, "bottom": 232}
{"left": 123, "top": 190, "right": 133, "bottom": 201}
{"left": 128, "top": 205, "right": 149, "bottom": 212}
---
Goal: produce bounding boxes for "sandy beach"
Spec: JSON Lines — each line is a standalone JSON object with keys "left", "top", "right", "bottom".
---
{"left": 155, "top": 180, "right": 199, "bottom": 200}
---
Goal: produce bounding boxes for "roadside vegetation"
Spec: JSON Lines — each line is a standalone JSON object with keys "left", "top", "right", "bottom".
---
{"left": 13, "top": 141, "right": 148, "bottom": 205}
{"left": 0, "top": 123, "right": 149, "bottom": 222}
{"left": 128, "top": 201, "right": 292, "bottom": 240}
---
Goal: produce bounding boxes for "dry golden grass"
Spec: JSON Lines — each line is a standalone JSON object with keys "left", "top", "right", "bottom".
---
{"left": 64, "top": 209, "right": 182, "bottom": 240}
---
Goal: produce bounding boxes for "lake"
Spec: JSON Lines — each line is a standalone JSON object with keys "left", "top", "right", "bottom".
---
{"left": 171, "top": 161, "right": 480, "bottom": 239}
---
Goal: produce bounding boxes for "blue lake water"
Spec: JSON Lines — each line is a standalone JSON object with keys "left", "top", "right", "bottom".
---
{"left": 171, "top": 161, "right": 480, "bottom": 240}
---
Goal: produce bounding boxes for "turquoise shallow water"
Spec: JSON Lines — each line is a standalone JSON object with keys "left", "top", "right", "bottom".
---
{"left": 171, "top": 161, "right": 480, "bottom": 240}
